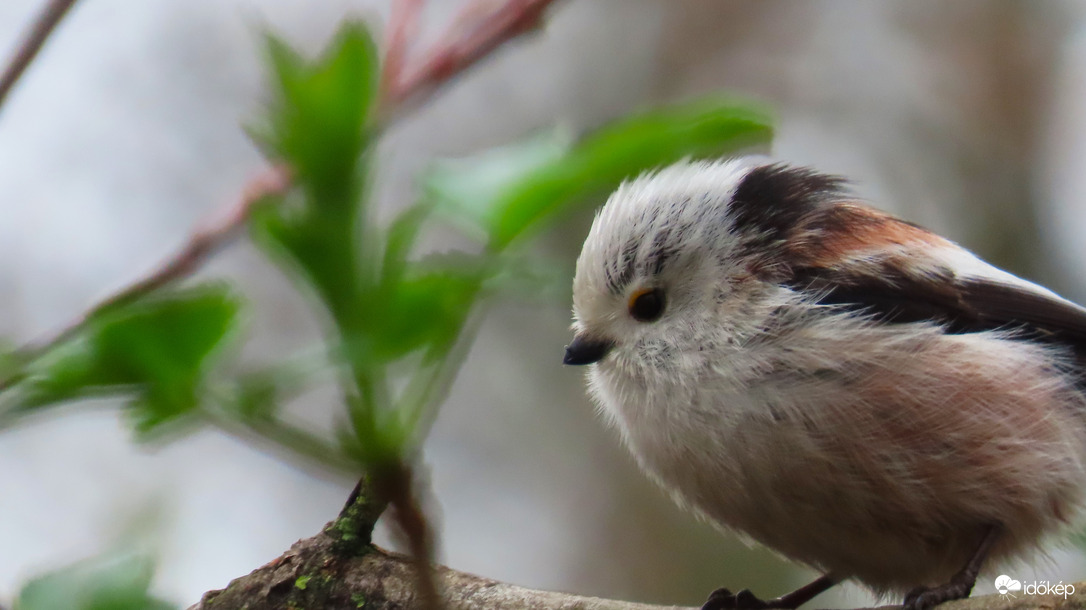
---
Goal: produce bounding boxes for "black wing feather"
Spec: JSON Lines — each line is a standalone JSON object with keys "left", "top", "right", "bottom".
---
{"left": 957, "top": 279, "right": 1086, "bottom": 344}
{"left": 788, "top": 265, "right": 1086, "bottom": 357}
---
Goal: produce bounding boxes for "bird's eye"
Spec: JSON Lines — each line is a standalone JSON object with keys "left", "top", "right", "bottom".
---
{"left": 628, "top": 288, "right": 665, "bottom": 322}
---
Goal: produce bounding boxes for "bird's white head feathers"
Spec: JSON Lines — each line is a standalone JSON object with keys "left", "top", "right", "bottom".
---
{"left": 571, "top": 158, "right": 766, "bottom": 346}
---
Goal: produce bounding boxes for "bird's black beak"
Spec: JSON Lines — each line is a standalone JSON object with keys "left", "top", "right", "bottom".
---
{"left": 563, "top": 334, "right": 614, "bottom": 365}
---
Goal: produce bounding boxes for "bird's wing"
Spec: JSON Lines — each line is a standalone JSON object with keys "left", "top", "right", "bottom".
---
{"left": 780, "top": 205, "right": 1086, "bottom": 350}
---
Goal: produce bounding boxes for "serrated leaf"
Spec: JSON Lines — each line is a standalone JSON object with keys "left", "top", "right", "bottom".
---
{"left": 263, "top": 21, "right": 379, "bottom": 206}
{"left": 15, "top": 552, "right": 174, "bottom": 610}
{"left": 252, "top": 204, "right": 365, "bottom": 326}
{"left": 17, "top": 286, "right": 242, "bottom": 434}
{"left": 252, "top": 21, "right": 381, "bottom": 335}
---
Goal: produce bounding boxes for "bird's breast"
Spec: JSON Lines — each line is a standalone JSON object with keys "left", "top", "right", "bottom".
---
{"left": 587, "top": 323, "right": 1086, "bottom": 591}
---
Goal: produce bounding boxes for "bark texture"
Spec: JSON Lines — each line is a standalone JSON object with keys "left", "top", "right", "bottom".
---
{"left": 187, "top": 518, "right": 1086, "bottom": 610}
{"left": 188, "top": 533, "right": 690, "bottom": 610}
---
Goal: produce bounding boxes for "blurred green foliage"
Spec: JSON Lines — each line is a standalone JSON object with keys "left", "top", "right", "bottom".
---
{"left": 13, "top": 286, "right": 241, "bottom": 436}
{"left": 0, "top": 15, "right": 774, "bottom": 483}
{"left": 261, "top": 23, "right": 378, "bottom": 208}
{"left": 0, "top": 16, "right": 773, "bottom": 606}
{"left": 426, "top": 99, "right": 772, "bottom": 249}
{"left": 14, "top": 552, "right": 173, "bottom": 610}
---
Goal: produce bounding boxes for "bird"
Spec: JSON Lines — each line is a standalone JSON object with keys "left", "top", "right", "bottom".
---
{"left": 563, "top": 157, "right": 1086, "bottom": 610}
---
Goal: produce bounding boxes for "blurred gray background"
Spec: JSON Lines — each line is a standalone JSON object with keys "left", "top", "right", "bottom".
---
{"left": 2, "top": 0, "right": 1086, "bottom": 607}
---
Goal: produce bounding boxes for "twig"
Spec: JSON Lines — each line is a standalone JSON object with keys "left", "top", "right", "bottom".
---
{"left": 377, "top": 462, "right": 443, "bottom": 610}
{"left": 378, "top": 0, "right": 561, "bottom": 121}
{"left": 192, "top": 539, "right": 697, "bottom": 610}
{"left": 0, "top": 0, "right": 81, "bottom": 114}
{"left": 379, "top": 0, "right": 424, "bottom": 103}
{"left": 10, "top": 163, "right": 292, "bottom": 366}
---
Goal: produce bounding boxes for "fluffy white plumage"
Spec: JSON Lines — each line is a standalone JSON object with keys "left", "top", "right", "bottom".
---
{"left": 568, "top": 157, "right": 1086, "bottom": 606}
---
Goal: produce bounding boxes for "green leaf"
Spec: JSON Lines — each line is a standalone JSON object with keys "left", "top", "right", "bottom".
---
{"left": 423, "top": 128, "right": 575, "bottom": 236}
{"left": 252, "top": 201, "right": 366, "bottom": 328}
{"left": 17, "top": 286, "right": 242, "bottom": 435}
{"left": 369, "top": 257, "right": 482, "bottom": 361}
{"left": 262, "top": 21, "right": 379, "bottom": 206}
{"left": 15, "top": 552, "right": 174, "bottom": 610}
{"left": 425, "top": 98, "right": 774, "bottom": 249}
{"left": 252, "top": 21, "right": 381, "bottom": 334}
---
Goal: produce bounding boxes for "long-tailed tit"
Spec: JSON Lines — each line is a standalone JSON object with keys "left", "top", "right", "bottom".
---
{"left": 564, "top": 157, "right": 1086, "bottom": 610}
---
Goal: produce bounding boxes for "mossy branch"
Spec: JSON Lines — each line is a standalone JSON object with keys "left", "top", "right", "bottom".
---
{"left": 188, "top": 521, "right": 1086, "bottom": 610}
{"left": 188, "top": 483, "right": 1084, "bottom": 610}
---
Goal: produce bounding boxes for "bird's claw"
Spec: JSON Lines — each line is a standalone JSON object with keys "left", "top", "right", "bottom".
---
{"left": 902, "top": 579, "right": 975, "bottom": 610}
{"left": 702, "top": 587, "right": 786, "bottom": 610}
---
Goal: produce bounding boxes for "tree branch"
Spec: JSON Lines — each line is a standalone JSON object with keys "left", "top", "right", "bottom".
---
{"left": 0, "top": 0, "right": 80, "bottom": 114}
{"left": 188, "top": 481, "right": 1080, "bottom": 610}
{"left": 8, "top": 163, "right": 293, "bottom": 368}
{"left": 377, "top": 0, "right": 561, "bottom": 122}
{"left": 187, "top": 533, "right": 693, "bottom": 610}
{"left": 185, "top": 519, "right": 1083, "bottom": 610}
